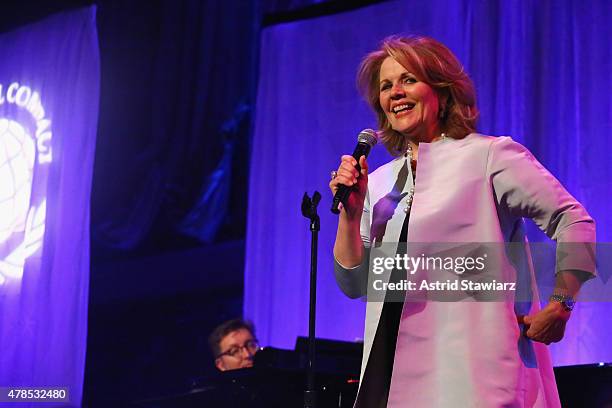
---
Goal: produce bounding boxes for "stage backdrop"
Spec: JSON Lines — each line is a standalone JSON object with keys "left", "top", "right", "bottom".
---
{"left": 245, "top": 0, "right": 611, "bottom": 366}
{"left": 0, "top": 6, "right": 99, "bottom": 406}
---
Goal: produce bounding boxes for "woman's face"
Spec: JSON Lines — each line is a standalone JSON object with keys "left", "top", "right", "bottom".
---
{"left": 378, "top": 56, "right": 441, "bottom": 142}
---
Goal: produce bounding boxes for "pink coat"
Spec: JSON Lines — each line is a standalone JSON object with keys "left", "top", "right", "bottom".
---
{"left": 334, "top": 134, "right": 595, "bottom": 407}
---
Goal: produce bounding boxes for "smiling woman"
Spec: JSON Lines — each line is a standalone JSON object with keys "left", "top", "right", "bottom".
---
{"left": 329, "top": 35, "right": 595, "bottom": 408}
{"left": 357, "top": 36, "right": 478, "bottom": 155}
{"left": 378, "top": 57, "right": 441, "bottom": 145}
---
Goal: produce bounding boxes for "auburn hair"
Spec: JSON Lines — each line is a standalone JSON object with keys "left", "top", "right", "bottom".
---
{"left": 357, "top": 36, "right": 479, "bottom": 155}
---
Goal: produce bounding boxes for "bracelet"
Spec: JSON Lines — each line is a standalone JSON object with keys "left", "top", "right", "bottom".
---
{"left": 549, "top": 294, "right": 575, "bottom": 311}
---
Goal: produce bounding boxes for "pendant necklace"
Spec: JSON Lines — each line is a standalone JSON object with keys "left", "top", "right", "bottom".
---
{"left": 404, "top": 133, "right": 446, "bottom": 213}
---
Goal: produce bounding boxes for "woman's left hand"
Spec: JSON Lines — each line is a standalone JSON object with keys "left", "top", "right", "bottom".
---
{"left": 522, "top": 302, "right": 571, "bottom": 344}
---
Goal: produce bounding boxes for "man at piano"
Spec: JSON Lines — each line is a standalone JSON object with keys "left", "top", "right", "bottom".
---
{"left": 209, "top": 318, "right": 260, "bottom": 371}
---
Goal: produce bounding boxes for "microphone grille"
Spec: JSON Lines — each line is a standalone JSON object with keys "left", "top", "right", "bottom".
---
{"left": 357, "top": 128, "right": 378, "bottom": 147}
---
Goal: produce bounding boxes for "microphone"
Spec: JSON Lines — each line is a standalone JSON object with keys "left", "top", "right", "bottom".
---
{"left": 331, "top": 129, "right": 378, "bottom": 214}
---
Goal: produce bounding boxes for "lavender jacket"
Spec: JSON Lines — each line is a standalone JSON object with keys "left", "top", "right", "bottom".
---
{"left": 334, "top": 133, "right": 595, "bottom": 407}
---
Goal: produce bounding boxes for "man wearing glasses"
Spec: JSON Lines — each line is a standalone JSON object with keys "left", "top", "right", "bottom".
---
{"left": 209, "top": 318, "right": 260, "bottom": 371}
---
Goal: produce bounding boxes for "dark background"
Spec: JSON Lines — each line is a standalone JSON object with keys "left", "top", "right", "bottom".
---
{"left": 0, "top": 0, "right": 385, "bottom": 405}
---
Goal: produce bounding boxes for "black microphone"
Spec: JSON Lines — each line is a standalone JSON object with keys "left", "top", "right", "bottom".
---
{"left": 331, "top": 129, "right": 378, "bottom": 214}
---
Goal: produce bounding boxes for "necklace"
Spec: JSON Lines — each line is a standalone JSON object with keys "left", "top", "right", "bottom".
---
{"left": 404, "top": 143, "right": 415, "bottom": 213}
{"left": 403, "top": 133, "right": 446, "bottom": 214}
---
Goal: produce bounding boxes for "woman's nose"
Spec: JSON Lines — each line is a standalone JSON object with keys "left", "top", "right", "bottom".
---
{"left": 391, "top": 82, "right": 405, "bottom": 98}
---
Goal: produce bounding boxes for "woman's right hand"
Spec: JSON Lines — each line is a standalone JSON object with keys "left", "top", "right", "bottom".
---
{"left": 329, "top": 154, "right": 369, "bottom": 221}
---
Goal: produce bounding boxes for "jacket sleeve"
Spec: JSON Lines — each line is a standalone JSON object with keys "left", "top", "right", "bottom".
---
{"left": 486, "top": 136, "right": 596, "bottom": 275}
{"left": 333, "top": 190, "right": 372, "bottom": 299}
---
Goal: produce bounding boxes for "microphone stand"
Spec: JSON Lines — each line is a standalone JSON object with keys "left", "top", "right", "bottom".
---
{"left": 301, "top": 191, "right": 321, "bottom": 408}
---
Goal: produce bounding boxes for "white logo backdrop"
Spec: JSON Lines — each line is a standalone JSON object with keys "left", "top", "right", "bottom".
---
{"left": 0, "top": 82, "right": 51, "bottom": 287}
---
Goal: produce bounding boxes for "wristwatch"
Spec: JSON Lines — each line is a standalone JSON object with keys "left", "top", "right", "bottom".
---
{"left": 549, "top": 294, "right": 575, "bottom": 312}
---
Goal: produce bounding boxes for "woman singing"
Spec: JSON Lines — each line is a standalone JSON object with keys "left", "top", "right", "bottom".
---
{"left": 330, "top": 36, "right": 595, "bottom": 407}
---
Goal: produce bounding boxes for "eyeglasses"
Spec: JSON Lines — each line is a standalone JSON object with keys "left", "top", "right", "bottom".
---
{"left": 217, "top": 339, "right": 259, "bottom": 359}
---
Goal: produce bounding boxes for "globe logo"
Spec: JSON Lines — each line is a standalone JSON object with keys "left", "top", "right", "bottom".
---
{"left": 0, "top": 118, "right": 36, "bottom": 285}
{"left": 0, "top": 82, "right": 51, "bottom": 288}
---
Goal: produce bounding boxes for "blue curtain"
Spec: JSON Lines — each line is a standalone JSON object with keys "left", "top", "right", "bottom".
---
{"left": 245, "top": 0, "right": 611, "bottom": 365}
{"left": 0, "top": 6, "right": 100, "bottom": 406}
{"left": 91, "top": 0, "right": 260, "bottom": 253}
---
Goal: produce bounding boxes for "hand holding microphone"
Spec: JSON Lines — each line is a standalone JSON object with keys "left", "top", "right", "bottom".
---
{"left": 330, "top": 129, "right": 378, "bottom": 216}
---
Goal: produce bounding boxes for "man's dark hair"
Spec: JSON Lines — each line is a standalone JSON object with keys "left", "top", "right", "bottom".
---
{"left": 208, "top": 318, "right": 255, "bottom": 358}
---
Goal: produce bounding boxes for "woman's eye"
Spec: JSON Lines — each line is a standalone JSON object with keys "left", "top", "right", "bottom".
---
{"left": 380, "top": 83, "right": 391, "bottom": 91}
{"left": 403, "top": 77, "right": 416, "bottom": 84}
